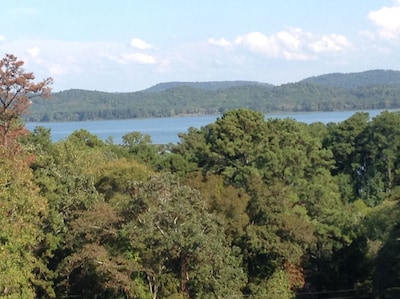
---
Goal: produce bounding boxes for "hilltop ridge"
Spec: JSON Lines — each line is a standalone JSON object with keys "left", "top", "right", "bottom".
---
{"left": 143, "top": 81, "right": 273, "bottom": 92}
{"left": 300, "top": 70, "right": 400, "bottom": 88}
{"left": 27, "top": 70, "right": 400, "bottom": 122}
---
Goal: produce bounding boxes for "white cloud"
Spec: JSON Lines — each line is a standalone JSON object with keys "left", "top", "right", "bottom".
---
{"left": 27, "top": 46, "right": 40, "bottom": 58}
{"left": 276, "top": 28, "right": 307, "bottom": 50}
{"left": 100, "top": 51, "right": 156, "bottom": 65}
{"left": 235, "top": 32, "right": 276, "bottom": 54}
{"left": 0, "top": 35, "right": 5, "bottom": 42}
{"left": 211, "top": 28, "right": 352, "bottom": 61}
{"left": 311, "top": 34, "right": 352, "bottom": 53}
{"left": 208, "top": 38, "right": 232, "bottom": 47}
{"left": 120, "top": 53, "right": 156, "bottom": 64}
{"left": 130, "top": 38, "right": 153, "bottom": 50}
{"left": 368, "top": 1, "right": 400, "bottom": 39}
{"left": 0, "top": 40, "right": 112, "bottom": 84}
{"left": 0, "top": 26, "right": 361, "bottom": 91}
{"left": 276, "top": 28, "right": 314, "bottom": 60}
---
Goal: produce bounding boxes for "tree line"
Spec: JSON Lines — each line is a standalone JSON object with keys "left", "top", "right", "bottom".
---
{"left": 2, "top": 54, "right": 400, "bottom": 298}
{"left": 26, "top": 70, "right": 400, "bottom": 122}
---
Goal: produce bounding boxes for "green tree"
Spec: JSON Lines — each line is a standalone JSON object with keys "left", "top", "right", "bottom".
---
{"left": 177, "top": 110, "right": 361, "bottom": 296}
{"left": 176, "top": 109, "right": 269, "bottom": 187}
{"left": 374, "top": 208, "right": 400, "bottom": 298}
{"left": 185, "top": 172, "right": 250, "bottom": 242}
{"left": 0, "top": 148, "right": 49, "bottom": 298}
{"left": 324, "top": 112, "right": 371, "bottom": 203}
{"left": 122, "top": 173, "right": 246, "bottom": 299}
{"left": 243, "top": 176, "right": 314, "bottom": 297}
{"left": 349, "top": 111, "right": 400, "bottom": 206}
{"left": 169, "top": 127, "right": 209, "bottom": 175}
{"left": 57, "top": 202, "right": 146, "bottom": 298}
{"left": 205, "top": 109, "right": 269, "bottom": 187}
{"left": 122, "top": 131, "right": 165, "bottom": 169}
{"left": 66, "top": 129, "right": 106, "bottom": 149}
{"left": 324, "top": 112, "right": 370, "bottom": 176}
{"left": 24, "top": 131, "right": 108, "bottom": 297}
{"left": 368, "top": 112, "right": 400, "bottom": 193}
{"left": 95, "top": 158, "right": 151, "bottom": 202}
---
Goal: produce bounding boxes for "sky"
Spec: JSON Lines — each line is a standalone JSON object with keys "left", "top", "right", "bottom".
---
{"left": 1, "top": 1, "right": 400, "bottom": 92}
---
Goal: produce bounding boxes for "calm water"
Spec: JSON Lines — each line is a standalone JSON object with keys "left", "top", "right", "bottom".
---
{"left": 26, "top": 110, "right": 393, "bottom": 144}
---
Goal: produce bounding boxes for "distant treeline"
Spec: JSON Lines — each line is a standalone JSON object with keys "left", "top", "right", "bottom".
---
{"left": 26, "top": 70, "right": 400, "bottom": 122}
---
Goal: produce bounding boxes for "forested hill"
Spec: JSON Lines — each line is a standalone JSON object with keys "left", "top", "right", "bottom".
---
{"left": 143, "top": 80, "right": 272, "bottom": 92}
{"left": 301, "top": 69, "right": 400, "bottom": 88}
{"left": 27, "top": 70, "right": 400, "bottom": 122}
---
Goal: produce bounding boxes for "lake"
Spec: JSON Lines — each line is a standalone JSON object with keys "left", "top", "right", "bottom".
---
{"left": 26, "top": 110, "right": 394, "bottom": 144}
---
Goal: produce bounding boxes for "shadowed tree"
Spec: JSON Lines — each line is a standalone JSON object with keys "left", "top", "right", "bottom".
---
{"left": 122, "top": 173, "right": 246, "bottom": 299}
{"left": 0, "top": 54, "right": 52, "bottom": 147}
{"left": 0, "top": 147, "right": 50, "bottom": 297}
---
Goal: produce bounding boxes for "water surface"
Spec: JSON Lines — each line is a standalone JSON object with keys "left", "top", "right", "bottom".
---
{"left": 26, "top": 110, "right": 393, "bottom": 144}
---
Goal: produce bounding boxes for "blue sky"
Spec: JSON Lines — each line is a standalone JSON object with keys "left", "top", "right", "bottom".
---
{"left": 1, "top": 1, "right": 400, "bottom": 92}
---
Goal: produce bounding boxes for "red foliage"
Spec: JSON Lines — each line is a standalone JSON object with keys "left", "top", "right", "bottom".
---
{"left": 285, "top": 262, "right": 306, "bottom": 290}
{"left": 0, "top": 54, "right": 53, "bottom": 147}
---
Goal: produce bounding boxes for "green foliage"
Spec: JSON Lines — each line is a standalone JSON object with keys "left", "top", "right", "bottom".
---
{"left": 0, "top": 148, "right": 49, "bottom": 298}
{"left": 244, "top": 176, "right": 314, "bottom": 288}
{"left": 57, "top": 202, "right": 145, "bottom": 298}
{"left": 5, "top": 107, "right": 400, "bottom": 298}
{"left": 201, "top": 109, "right": 269, "bottom": 186}
{"left": 367, "top": 112, "right": 400, "bottom": 192}
{"left": 121, "top": 131, "right": 164, "bottom": 168}
{"left": 185, "top": 172, "right": 250, "bottom": 241}
{"left": 302, "top": 70, "right": 400, "bottom": 88}
{"left": 374, "top": 208, "right": 400, "bottom": 297}
{"left": 24, "top": 54, "right": 400, "bottom": 298}
{"left": 122, "top": 173, "right": 247, "bottom": 298}
{"left": 144, "top": 80, "right": 270, "bottom": 92}
{"left": 22, "top": 129, "right": 110, "bottom": 297}
{"left": 325, "top": 111, "right": 400, "bottom": 206}
{"left": 246, "top": 269, "right": 295, "bottom": 299}
{"left": 26, "top": 70, "right": 400, "bottom": 122}
{"left": 95, "top": 158, "right": 151, "bottom": 202}
{"left": 176, "top": 108, "right": 369, "bottom": 296}
{"left": 66, "top": 128, "right": 107, "bottom": 149}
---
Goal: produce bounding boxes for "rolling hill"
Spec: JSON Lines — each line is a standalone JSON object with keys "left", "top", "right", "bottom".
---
{"left": 301, "top": 70, "right": 400, "bottom": 88}
{"left": 143, "top": 81, "right": 273, "bottom": 92}
{"left": 26, "top": 70, "right": 400, "bottom": 122}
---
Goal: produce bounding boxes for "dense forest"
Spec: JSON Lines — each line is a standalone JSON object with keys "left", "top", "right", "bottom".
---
{"left": 26, "top": 70, "right": 400, "bottom": 122}
{"left": 3, "top": 54, "right": 400, "bottom": 298}
{"left": 4, "top": 108, "right": 400, "bottom": 298}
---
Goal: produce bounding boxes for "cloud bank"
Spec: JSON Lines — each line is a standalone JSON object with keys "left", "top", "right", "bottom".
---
{"left": 0, "top": 2, "right": 398, "bottom": 91}
{"left": 210, "top": 28, "right": 352, "bottom": 61}
{"left": 368, "top": 0, "right": 400, "bottom": 39}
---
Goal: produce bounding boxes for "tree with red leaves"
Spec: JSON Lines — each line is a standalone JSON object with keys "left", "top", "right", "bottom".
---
{"left": 0, "top": 54, "right": 52, "bottom": 147}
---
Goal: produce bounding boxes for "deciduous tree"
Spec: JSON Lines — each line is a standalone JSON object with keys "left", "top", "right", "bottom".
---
{"left": 0, "top": 54, "right": 52, "bottom": 147}
{"left": 0, "top": 148, "right": 49, "bottom": 297}
{"left": 122, "top": 173, "right": 246, "bottom": 299}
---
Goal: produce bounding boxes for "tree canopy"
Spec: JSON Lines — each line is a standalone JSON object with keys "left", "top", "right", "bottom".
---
{"left": 7, "top": 107, "right": 400, "bottom": 298}
{"left": 2, "top": 53, "right": 400, "bottom": 298}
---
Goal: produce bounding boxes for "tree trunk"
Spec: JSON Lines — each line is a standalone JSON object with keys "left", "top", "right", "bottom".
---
{"left": 147, "top": 274, "right": 158, "bottom": 299}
